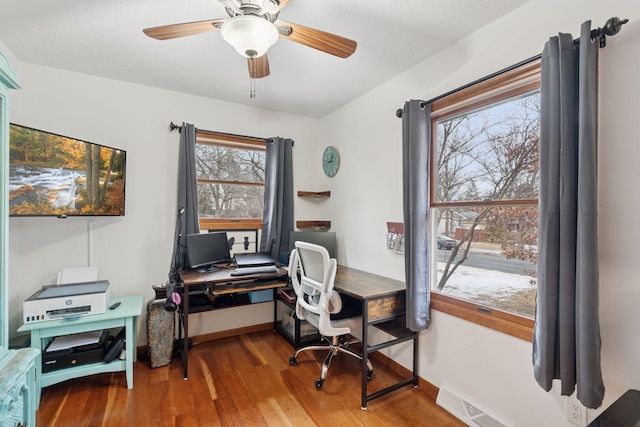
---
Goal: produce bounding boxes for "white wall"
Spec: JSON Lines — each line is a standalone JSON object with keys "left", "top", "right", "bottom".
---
{"left": 314, "top": 0, "right": 640, "bottom": 425}
{"left": 6, "top": 63, "right": 321, "bottom": 344}
{"left": 4, "top": 0, "right": 640, "bottom": 425}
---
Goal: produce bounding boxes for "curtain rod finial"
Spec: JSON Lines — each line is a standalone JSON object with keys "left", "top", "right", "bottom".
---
{"left": 396, "top": 108, "right": 403, "bottom": 118}
{"left": 169, "top": 121, "right": 182, "bottom": 132}
{"left": 603, "top": 17, "right": 628, "bottom": 36}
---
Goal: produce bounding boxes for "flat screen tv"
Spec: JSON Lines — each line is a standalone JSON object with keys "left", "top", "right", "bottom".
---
{"left": 186, "top": 231, "right": 232, "bottom": 272}
{"left": 9, "top": 123, "right": 126, "bottom": 217}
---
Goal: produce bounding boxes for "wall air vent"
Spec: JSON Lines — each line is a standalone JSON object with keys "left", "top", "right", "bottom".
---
{"left": 436, "top": 385, "right": 510, "bottom": 427}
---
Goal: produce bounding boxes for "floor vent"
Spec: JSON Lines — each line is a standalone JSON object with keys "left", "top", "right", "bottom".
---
{"left": 436, "top": 386, "right": 510, "bottom": 427}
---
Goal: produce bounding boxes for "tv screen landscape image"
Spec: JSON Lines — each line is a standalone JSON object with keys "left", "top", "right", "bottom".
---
{"left": 9, "top": 123, "right": 126, "bottom": 217}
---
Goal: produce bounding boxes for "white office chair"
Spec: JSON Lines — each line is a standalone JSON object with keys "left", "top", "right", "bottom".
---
{"left": 287, "top": 241, "right": 373, "bottom": 389}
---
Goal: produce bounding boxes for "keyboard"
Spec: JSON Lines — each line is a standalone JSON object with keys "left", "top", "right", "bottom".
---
{"left": 230, "top": 265, "right": 279, "bottom": 276}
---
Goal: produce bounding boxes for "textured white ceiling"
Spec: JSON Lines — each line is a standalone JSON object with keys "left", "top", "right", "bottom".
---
{"left": 0, "top": 0, "right": 531, "bottom": 118}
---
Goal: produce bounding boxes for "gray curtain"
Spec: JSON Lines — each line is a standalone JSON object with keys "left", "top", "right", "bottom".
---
{"left": 533, "top": 21, "right": 604, "bottom": 409}
{"left": 260, "top": 137, "right": 294, "bottom": 262}
{"left": 169, "top": 122, "right": 200, "bottom": 283}
{"left": 402, "top": 100, "right": 431, "bottom": 331}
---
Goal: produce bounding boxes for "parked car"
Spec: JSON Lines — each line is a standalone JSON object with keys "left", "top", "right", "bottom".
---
{"left": 437, "top": 235, "right": 457, "bottom": 250}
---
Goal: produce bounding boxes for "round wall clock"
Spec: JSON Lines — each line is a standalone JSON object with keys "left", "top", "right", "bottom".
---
{"left": 322, "top": 146, "right": 340, "bottom": 177}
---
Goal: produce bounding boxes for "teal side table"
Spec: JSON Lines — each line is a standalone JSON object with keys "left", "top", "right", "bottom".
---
{"left": 17, "top": 295, "right": 144, "bottom": 407}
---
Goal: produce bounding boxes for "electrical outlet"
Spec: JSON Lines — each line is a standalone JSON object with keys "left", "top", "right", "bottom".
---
{"left": 566, "top": 394, "right": 588, "bottom": 426}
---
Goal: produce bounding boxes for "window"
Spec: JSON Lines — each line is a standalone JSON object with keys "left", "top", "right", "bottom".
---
{"left": 429, "top": 60, "right": 540, "bottom": 339}
{"left": 195, "top": 130, "right": 266, "bottom": 231}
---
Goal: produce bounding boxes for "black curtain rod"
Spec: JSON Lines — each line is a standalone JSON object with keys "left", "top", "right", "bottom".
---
{"left": 168, "top": 121, "right": 294, "bottom": 146}
{"left": 395, "top": 55, "right": 541, "bottom": 118}
{"left": 395, "top": 16, "right": 628, "bottom": 118}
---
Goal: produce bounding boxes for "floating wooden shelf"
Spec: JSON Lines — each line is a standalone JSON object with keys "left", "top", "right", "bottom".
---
{"left": 296, "top": 220, "right": 331, "bottom": 231}
{"left": 297, "top": 191, "right": 331, "bottom": 198}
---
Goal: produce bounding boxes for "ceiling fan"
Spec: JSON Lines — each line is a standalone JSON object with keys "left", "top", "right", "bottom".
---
{"left": 143, "top": 0, "right": 357, "bottom": 79}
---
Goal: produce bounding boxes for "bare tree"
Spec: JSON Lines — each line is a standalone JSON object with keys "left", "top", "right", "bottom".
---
{"left": 195, "top": 144, "right": 265, "bottom": 218}
{"left": 436, "top": 94, "right": 540, "bottom": 291}
{"left": 435, "top": 115, "right": 489, "bottom": 235}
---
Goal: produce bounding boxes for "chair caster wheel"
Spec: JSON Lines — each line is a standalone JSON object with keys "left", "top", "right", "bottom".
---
{"left": 315, "top": 378, "right": 324, "bottom": 389}
{"left": 367, "top": 369, "right": 373, "bottom": 380}
{"left": 289, "top": 356, "right": 298, "bottom": 366}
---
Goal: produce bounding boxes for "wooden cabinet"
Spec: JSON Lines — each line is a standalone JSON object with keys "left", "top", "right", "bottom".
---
{"left": 0, "top": 49, "right": 39, "bottom": 426}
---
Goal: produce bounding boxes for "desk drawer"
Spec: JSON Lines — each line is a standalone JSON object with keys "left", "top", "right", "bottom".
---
{"left": 367, "top": 294, "right": 405, "bottom": 322}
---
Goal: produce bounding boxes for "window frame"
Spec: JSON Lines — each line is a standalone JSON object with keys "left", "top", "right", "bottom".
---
{"left": 428, "top": 59, "right": 541, "bottom": 341}
{"left": 195, "top": 130, "right": 267, "bottom": 231}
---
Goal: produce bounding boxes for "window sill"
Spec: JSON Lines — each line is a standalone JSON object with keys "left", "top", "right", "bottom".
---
{"left": 430, "top": 292, "right": 534, "bottom": 341}
{"left": 199, "top": 218, "right": 262, "bottom": 230}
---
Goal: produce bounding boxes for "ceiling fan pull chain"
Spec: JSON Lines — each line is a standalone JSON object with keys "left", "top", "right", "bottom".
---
{"left": 250, "top": 78, "right": 256, "bottom": 98}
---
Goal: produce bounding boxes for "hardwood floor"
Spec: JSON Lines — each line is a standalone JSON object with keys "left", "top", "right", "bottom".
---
{"left": 36, "top": 330, "right": 464, "bottom": 426}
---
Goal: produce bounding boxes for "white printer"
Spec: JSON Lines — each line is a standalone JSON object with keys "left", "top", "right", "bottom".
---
{"left": 23, "top": 280, "right": 111, "bottom": 324}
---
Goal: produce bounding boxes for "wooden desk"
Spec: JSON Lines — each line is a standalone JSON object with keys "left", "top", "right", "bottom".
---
{"left": 332, "top": 266, "right": 418, "bottom": 409}
{"left": 588, "top": 389, "right": 640, "bottom": 426}
{"left": 178, "top": 267, "right": 288, "bottom": 379}
{"left": 17, "top": 295, "right": 144, "bottom": 407}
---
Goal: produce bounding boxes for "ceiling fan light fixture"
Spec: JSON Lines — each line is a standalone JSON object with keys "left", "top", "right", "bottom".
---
{"left": 220, "top": 15, "right": 279, "bottom": 58}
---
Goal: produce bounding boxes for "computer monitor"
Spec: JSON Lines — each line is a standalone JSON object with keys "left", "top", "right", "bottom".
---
{"left": 289, "top": 231, "right": 336, "bottom": 258}
{"left": 186, "top": 231, "right": 232, "bottom": 272}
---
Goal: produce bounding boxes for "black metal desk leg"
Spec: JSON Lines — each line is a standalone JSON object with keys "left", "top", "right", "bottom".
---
{"left": 182, "top": 288, "right": 189, "bottom": 379}
{"left": 361, "top": 298, "right": 368, "bottom": 410}
{"left": 413, "top": 332, "right": 419, "bottom": 386}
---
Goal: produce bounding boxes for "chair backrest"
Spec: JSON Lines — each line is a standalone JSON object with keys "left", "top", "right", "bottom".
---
{"left": 288, "top": 241, "right": 345, "bottom": 336}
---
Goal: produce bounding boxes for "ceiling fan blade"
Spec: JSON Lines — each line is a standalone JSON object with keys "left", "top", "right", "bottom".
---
{"left": 271, "top": 0, "right": 293, "bottom": 14}
{"left": 248, "top": 55, "right": 270, "bottom": 79}
{"left": 275, "top": 20, "right": 357, "bottom": 58}
{"left": 143, "top": 18, "right": 226, "bottom": 40}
